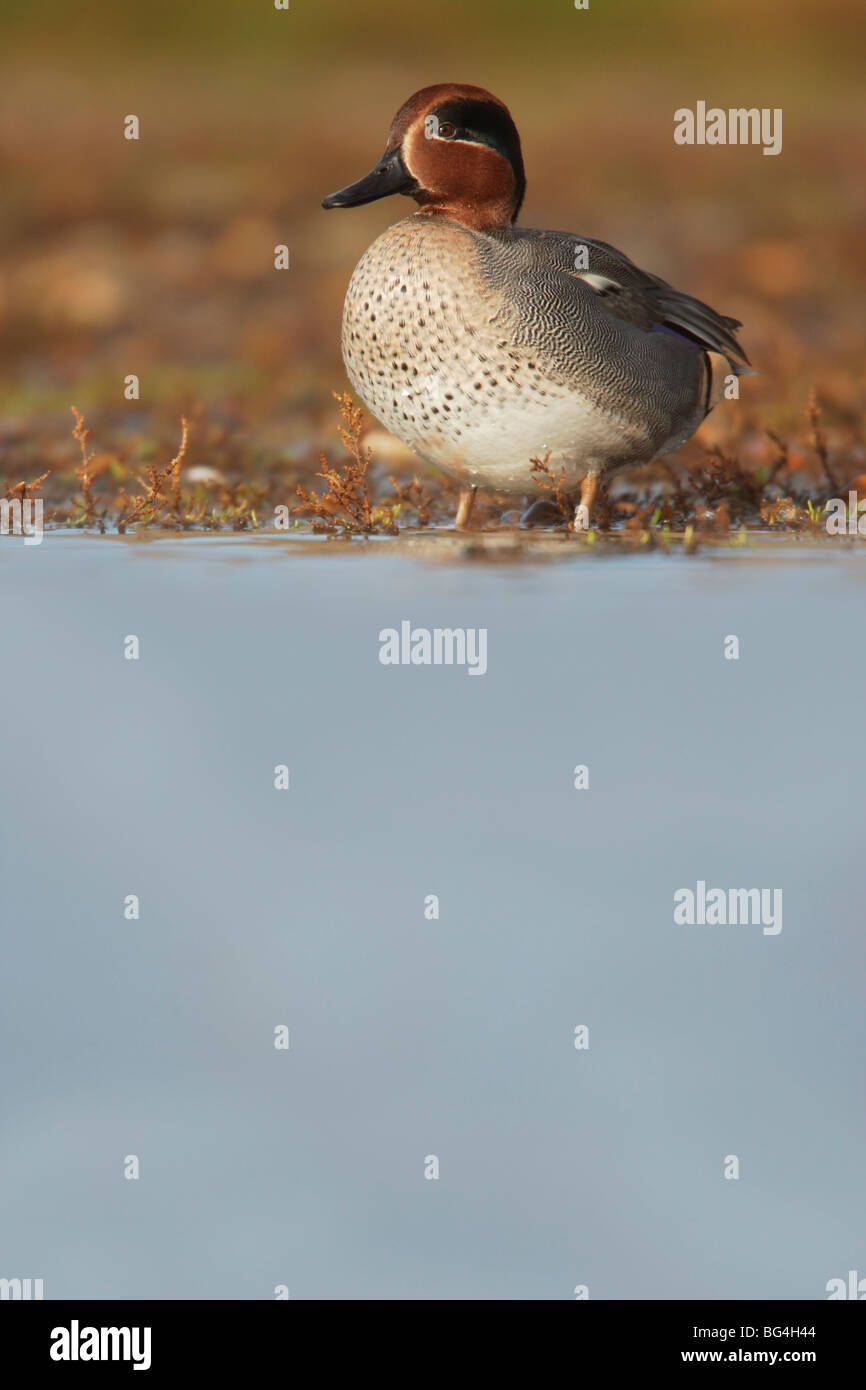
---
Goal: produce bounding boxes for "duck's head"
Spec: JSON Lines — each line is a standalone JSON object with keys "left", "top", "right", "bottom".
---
{"left": 322, "top": 83, "right": 525, "bottom": 231}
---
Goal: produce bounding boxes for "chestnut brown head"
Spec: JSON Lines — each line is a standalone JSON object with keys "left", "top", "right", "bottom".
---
{"left": 322, "top": 83, "right": 526, "bottom": 231}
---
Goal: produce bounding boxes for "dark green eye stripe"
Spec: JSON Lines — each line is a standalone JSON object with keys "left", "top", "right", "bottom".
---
{"left": 434, "top": 100, "right": 518, "bottom": 159}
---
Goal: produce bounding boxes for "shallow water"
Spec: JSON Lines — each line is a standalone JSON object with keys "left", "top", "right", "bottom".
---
{"left": 1, "top": 532, "right": 864, "bottom": 1299}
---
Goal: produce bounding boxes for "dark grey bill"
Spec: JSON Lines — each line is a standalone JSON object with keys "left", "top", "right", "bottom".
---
{"left": 322, "top": 149, "right": 417, "bottom": 209}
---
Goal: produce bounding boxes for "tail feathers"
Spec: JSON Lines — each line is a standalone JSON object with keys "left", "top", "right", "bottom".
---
{"left": 654, "top": 288, "right": 752, "bottom": 370}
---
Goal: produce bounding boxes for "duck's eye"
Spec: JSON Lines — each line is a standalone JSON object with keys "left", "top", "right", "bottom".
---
{"left": 437, "top": 122, "right": 456, "bottom": 139}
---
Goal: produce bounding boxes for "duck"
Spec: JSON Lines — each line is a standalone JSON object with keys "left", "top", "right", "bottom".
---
{"left": 322, "top": 83, "right": 751, "bottom": 530}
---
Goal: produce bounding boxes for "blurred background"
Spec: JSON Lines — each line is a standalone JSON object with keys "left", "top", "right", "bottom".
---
{"left": 0, "top": 0, "right": 864, "bottom": 499}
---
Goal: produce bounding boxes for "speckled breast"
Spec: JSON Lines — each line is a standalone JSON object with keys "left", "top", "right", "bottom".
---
{"left": 340, "top": 215, "right": 634, "bottom": 493}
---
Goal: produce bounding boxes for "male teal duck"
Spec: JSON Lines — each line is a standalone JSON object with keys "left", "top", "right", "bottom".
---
{"left": 323, "top": 83, "right": 751, "bottom": 530}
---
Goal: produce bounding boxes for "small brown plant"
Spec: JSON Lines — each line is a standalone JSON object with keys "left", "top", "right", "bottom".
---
{"left": 116, "top": 417, "right": 190, "bottom": 531}
{"left": 3, "top": 470, "right": 50, "bottom": 502}
{"left": 293, "top": 392, "right": 386, "bottom": 534}
{"left": 1, "top": 468, "right": 52, "bottom": 533}
{"left": 763, "top": 430, "right": 790, "bottom": 485}
{"left": 660, "top": 460, "right": 690, "bottom": 526}
{"left": 807, "top": 390, "right": 842, "bottom": 495}
{"left": 759, "top": 496, "right": 802, "bottom": 527}
{"left": 70, "top": 406, "right": 101, "bottom": 526}
{"left": 530, "top": 452, "right": 572, "bottom": 528}
{"left": 387, "top": 474, "right": 436, "bottom": 526}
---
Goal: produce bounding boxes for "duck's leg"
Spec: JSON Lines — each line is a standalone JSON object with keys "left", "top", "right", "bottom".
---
{"left": 455, "top": 485, "right": 477, "bottom": 531}
{"left": 574, "top": 472, "right": 599, "bottom": 532}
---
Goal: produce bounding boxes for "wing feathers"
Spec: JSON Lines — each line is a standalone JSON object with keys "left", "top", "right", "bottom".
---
{"left": 557, "top": 232, "right": 752, "bottom": 369}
